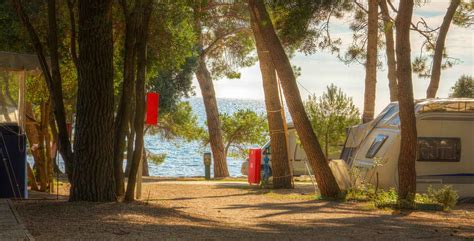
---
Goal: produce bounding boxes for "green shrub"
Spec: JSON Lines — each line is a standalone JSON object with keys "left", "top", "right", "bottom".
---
{"left": 148, "top": 153, "right": 167, "bottom": 165}
{"left": 427, "top": 185, "right": 459, "bottom": 211}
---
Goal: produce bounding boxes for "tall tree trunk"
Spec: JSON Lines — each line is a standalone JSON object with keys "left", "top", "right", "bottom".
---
{"left": 249, "top": 0, "right": 340, "bottom": 197}
{"left": 426, "top": 0, "right": 461, "bottom": 98}
{"left": 47, "top": 0, "right": 74, "bottom": 178}
{"left": 142, "top": 148, "right": 149, "bottom": 176}
{"left": 195, "top": 56, "right": 229, "bottom": 178}
{"left": 395, "top": 0, "right": 417, "bottom": 202}
{"left": 125, "top": 118, "right": 135, "bottom": 177}
{"left": 113, "top": 1, "right": 141, "bottom": 197}
{"left": 13, "top": 0, "right": 74, "bottom": 180}
{"left": 41, "top": 101, "right": 54, "bottom": 192}
{"left": 362, "top": 0, "right": 378, "bottom": 123}
{"left": 27, "top": 163, "right": 39, "bottom": 191}
{"left": 125, "top": 0, "right": 152, "bottom": 202}
{"left": 249, "top": 9, "right": 291, "bottom": 189}
{"left": 380, "top": 0, "right": 398, "bottom": 102}
{"left": 25, "top": 103, "right": 48, "bottom": 191}
{"left": 70, "top": 0, "right": 116, "bottom": 202}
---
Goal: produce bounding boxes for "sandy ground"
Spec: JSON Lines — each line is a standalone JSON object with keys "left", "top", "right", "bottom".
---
{"left": 13, "top": 179, "right": 474, "bottom": 240}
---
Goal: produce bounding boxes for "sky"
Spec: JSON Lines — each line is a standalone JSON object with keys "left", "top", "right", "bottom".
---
{"left": 191, "top": 1, "right": 474, "bottom": 116}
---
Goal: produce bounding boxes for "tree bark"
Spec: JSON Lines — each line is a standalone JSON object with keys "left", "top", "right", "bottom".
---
{"left": 249, "top": 8, "right": 291, "bottom": 189}
{"left": 362, "top": 0, "right": 378, "bottom": 123}
{"left": 125, "top": 118, "right": 135, "bottom": 177}
{"left": 125, "top": 0, "right": 152, "bottom": 202}
{"left": 113, "top": 0, "right": 141, "bottom": 197}
{"left": 426, "top": 0, "right": 460, "bottom": 98}
{"left": 24, "top": 103, "right": 48, "bottom": 191}
{"left": 40, "top": 101, "right": 54, "bottom": 192}
{"left": 13, "top": 0, "right": 74, "bottom": 180}
{"left": 27, "top": 163, "right": 39, "bottom": 191}
{"left": 195, "top": 55, "right": 229, "bottom": 178}
{"left": 70, "top": 0, "right": 116, "bottom": 202}
{"left": 249, "top": 0, "right": 340, "bottom": 197}
{"left": 380, "top": 0, "right": 398, "bottom": 102}
{"left": 395, "top": 0, "right": 417, "bottom": 201}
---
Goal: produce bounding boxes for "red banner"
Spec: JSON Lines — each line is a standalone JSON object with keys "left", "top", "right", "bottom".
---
{"left": 146, "top": 92, "right": 159, "bottom": 125}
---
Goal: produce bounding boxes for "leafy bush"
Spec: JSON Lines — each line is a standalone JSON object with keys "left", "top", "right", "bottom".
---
{"left": 427, "top": 185, "right": 459, "bottom": 211}
{"left": 148, "top": 153, "right": 167, "bottom": 165}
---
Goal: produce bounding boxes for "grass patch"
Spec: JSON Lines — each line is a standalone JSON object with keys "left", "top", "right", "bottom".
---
{"left": 343, "top": 185, "right": 459, "bottom": 211}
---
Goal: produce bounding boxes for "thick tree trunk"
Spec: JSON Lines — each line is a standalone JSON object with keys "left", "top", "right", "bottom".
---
{"left": 70, "top": 0, "right": 116, "bottom": 202}
{"left": 380, "top": 0, "right": 398, "bottom": 102}
{"left": 125, "top": 0, "right": 152, "bottom": 202}
{"left": 362, "top": 0, "right": 378, "bottom": 123}
{"left": 395, "top": 0, "right": 417, "bottom": 202}
{"left": 249, "top": 0, "right": 340, "bottom": 197}
{"left": 249, "top": 9, "right": 291, "bottom": 189}
{"left": 195, "top": 56, "right": 229, "bottom": 178}
{"left": 426, "top": 0, "right": 460, "bottom": 98}
{"left": 113, "top": 1, "right": 141, "bottom": 197}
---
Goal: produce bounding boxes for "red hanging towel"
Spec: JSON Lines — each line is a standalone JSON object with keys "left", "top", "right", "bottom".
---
{"left": 146, "top": 92, "right": 159, "bottom": 125}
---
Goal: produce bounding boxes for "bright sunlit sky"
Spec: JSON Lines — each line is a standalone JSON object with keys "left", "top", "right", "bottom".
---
{"left": 192, "top": 1, "right": 474, "bottom": 115}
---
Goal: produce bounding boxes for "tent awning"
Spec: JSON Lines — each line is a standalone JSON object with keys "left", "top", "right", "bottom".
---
{"left": 0, "top": 51, "right": 48, "bottom": 72}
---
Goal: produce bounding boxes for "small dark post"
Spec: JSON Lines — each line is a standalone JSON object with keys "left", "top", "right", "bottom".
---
{"left": 203, "top": 152, "right": 211, "bottom": 180}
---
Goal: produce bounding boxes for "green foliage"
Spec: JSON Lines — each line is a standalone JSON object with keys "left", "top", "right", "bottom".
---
{"left": 148, "top": 152, "right": 167, "bottom": 165}
{"left": 220, "top": 109, "right": 268, "bottom": 158}
{"left": 148, "top": 101, "right": 205, "bottom": 142}
{"left": 269, "top": 0, "right": 352, "bottom": 54}
{"left": 148, "top": 57, "right": 197, "bottom": 114}
{"left": 449, "top": 75, "right": 474, "bottom": 98}
{"left": 201, "top": 109, "right": 268, "bottom": 159}
{"left": 304, "top": 84, "right": 360, "bottom": 158}
{"left": 194, "top": 1, "right": 257, "bottom": 79}
{"left": 427, "top": 185, "right": 459, "bottom": 211}
{"left": 344, "top": 184, "right": 458, "bottom": 211}
{"left": 453, "top": 0, "right": 474, "bottom": 28}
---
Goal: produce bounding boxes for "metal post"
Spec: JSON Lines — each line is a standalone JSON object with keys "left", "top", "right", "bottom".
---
{"left": 203, "top": 152, "right": 211, "bottom": 180}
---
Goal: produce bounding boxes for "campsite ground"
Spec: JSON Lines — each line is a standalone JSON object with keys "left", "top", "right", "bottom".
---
{"left": 13, "top": 178, "right": 474, "bottom": 240}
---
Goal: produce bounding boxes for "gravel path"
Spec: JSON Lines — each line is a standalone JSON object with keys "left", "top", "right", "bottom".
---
{"left": 13, "top": 180, "right": 474, "bottom": 240}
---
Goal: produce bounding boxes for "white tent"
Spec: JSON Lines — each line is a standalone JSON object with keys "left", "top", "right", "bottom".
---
{"left": 0, "top": 51, "right": 47, "bottom": 127}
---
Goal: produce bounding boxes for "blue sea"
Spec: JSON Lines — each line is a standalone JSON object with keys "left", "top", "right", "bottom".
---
{"left": 145, "top": 98, "right": 267, "bottom": 177}
{"left": 27, "top": 98, "right": 287, "bottom": 177}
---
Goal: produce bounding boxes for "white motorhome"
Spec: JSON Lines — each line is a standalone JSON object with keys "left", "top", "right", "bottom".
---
{"left": 341, "top": 98, "right": 474, "bottom": 197}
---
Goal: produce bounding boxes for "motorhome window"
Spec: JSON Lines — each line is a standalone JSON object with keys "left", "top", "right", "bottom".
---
{"left": 380, "top": 105, "right": 399, "bottom": 123}
{"left": 366, "top": 135, "right": 388, "bottom": 158}
{"left": 417, "top": 137, "right": 461, "bottom": 162}
{"left": 386, "top": 114, "right": 400, "bottom": 126}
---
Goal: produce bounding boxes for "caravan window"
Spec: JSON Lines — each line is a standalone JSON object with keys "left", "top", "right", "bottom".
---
{"left": 366, "top": 134, "right": 388, "bottom": 158}
{"left": 417, "top": 137, "right": 461, "bottom": 162}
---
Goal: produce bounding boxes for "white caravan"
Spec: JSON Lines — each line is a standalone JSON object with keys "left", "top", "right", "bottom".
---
{"left": 341, "top": 98, "right": 474, "bottom": 197}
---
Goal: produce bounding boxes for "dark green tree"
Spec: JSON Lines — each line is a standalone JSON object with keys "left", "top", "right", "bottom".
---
{"left": 304, "top": 84, "right": 360, "bottom": 159}
{"left": 450, "top": 75, "right": 474, "bottom": 98}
